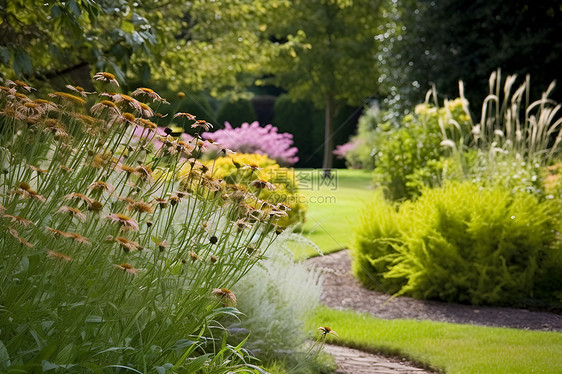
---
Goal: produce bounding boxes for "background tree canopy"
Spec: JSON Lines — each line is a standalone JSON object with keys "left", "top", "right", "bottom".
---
{"left": 393, "top": 0, "right": 562, "bottom": 108}
{"left": 1, "top": 0, "right": 560, "bottom": 167}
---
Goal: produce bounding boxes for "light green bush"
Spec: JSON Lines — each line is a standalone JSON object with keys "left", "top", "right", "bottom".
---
{"left": 352, "top": 182, "right": 562, "bottom": 306}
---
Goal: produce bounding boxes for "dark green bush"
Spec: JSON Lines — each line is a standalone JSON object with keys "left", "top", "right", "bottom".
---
{"left": 273, "top": 94, "right": 357, "bottom": 168}
{"left": 352, "top": 181, "right": 562, "bottom": 306}
{"left": 216, "top": 97, "right": 258, "bottom": 127}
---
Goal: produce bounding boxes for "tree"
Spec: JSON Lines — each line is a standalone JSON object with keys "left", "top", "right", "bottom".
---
{"left": 261, "top": 0, "right": 390, "bottom": 172}
{"left": 0, "top": 0, "right": 268, "bottom": 95}
{"left": 393, "top": 0, "right": 562, "bottom": 107}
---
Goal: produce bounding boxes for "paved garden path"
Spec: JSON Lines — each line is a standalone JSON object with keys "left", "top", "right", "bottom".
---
{"left": 306, "top": 249, "right": 562, "bottom": 373}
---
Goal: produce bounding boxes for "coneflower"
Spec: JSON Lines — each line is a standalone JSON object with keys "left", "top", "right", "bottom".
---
{"left": 88, "top": 181, "right": 116, "bottom": 194}
{"left": 114, "top": 237, "right": 143, "bottom": 252}
{"left": 191, "top": 120, "right": 213, "bottom": 131}
{"left": 65, "top": 84, "right": 92, "bottom": 98}
{"left": 93, "top": 72, "right": 120, "bottom": 86}
{"left": 2, "top": 214, "right": 34, "bottom": 227}
{"left": 105, "top": 213, "right": 139, "bottom": 231}
{"left": 46, "top": 250, "right": 72, "bottom": 261}
{"left": 27, "top": 164, "right": 48, "bottom": 174}
{"left": 90, "top": 100, "right": 121, "bottom": 116}
{"left": 48, "top": 92, "right": 87, "bottom": 106}
{"left": 174, "top": 112, "right": 196, "bottom": 121}
{"left": 128, "top": 201, "right": 154, "bottom": 214}
{"left": 135, "top": 164, "right": 152, "bottom": 181}
{"left": 131, "top": 87, "right": 167, "bottom": 103}
{"left": 65, "top": 192, "right": 94, "bottom": 206}
{"left": 318, "top": 326, "right": 338, "bottom": 337}
{"left": 114, "top": 263, "right": 139, "bottom": 274}
{"left": 8, "top": 227, "right": 33, "bottom": 247}
{"left": 211, "top": 288, "right": 237, "bottom": 307}
{"left": 5, "top": 79, "right": 35, "bottom": 93}
{"left": 56, "top": 206, "right": 87, "bottom": 222}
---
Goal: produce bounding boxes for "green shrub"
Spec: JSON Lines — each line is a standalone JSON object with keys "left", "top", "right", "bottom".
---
{"left": 371, "top": 117, "right": 444, "bottom": 201}
{"left": 216, "top": 97, "right": 258, "bottom": 127}
{"left": 273, "top": 94, "right": 356, "bottom": 168}
{"left": 352, "top": 181, "right": 562, "bottom": 306}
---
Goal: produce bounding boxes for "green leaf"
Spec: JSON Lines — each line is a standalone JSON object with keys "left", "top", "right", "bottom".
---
{"left": 0, "top": 340, "right": 10, "bottom": 371}
{"left": 41, "top": 360, "right": 59, "bottom": 371}
{"left": 67, "top": 0, "right": 82, "bottom": 17}
{"left": 13, "top": 49, "right": 33, "bottom": 76}
{"left": 51, "top": 5, "right": 63, "bottom": 19}
{"left": 0, "top": 46, "right": 10, "bottom": 65}
{"left": 121, "top": 20, "right": 135, "bottom": 34}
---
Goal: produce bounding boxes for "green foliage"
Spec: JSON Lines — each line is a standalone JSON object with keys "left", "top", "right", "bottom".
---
{"left": 352, "top": 182, "right": 562, "bottom": 306}
{"left": 370, "top": 111, "right": 445, "bottom": 200}
{"left": 273, "top": 94, "right": 325, "bottom": 168}
{"left": 231, "top": 239, "right": 324, "bottom": 371}
{"left": 394, "top": 0, "right": 562, "bottom": 106}
{"left": 216, "top": 97, "right": 258, "bottom": 127}
{"left": 273, "top": 94, "right": 355, "bottom": 168}
{"left": 0, "top": 77, "right": 286, "bottom": 371}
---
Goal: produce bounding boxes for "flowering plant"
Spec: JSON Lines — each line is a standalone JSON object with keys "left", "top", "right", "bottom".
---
{"left": 0, "top": 75, "right": 286, "bottom": 371}
{"left": 203, "top": 121, "right": 299, "bottom": 166}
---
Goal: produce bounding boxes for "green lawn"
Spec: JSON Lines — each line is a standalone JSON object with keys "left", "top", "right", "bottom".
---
{"left": 291, "top": 169, "right": 375, "bottom": 259}
{"left": 294, "top": 169, "right": 562, "bottom": 373}
{"left": 310, "top": 306, "right": 562, "bottom": 374}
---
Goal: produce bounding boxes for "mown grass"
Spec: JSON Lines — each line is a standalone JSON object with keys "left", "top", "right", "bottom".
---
{"left": 291, "top": 169, "right": 374, "bottom": 259}
{"left": 309, "top": 306, "right": 562, "bottom": 374}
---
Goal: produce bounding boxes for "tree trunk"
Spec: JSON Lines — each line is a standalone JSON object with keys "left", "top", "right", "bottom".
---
{"left": 322, "top": 92, "right": 335, "bottom": 177}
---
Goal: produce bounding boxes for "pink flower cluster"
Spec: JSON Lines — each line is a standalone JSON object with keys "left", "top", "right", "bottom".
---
{"left": 333, "top": 140, "right": 361, "bottom": 159}
{"left": 203, "top": 121, "right": 299, "bottom": 165}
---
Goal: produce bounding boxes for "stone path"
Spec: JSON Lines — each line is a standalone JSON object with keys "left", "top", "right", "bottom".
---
{"left": 323, "top": 345, "right": 431, "bottom": 374}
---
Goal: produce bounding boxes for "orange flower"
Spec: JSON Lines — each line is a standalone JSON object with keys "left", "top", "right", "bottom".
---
{"left": 2, "top": 214, "right": 34, "bottom": 227}
{"left": 212, "top": 288, "right": 237, "bottom": 307}
{"left": 93, "top": 72, "right": 120, "bottom": 86}
{"left": 57, "top": 206, "right": 87, "bottom": 222}
{"left": 46, "top": 250, "right": 72, "bottom": 261}
{"left": 88, "top": 181, "right": 115, "bottom": 194}
{"left": 106, "top": 213, "right": 139, "bottom": 231}
{"left": 114, "top": 237, "right": 143, "bottom": 252}
{"left": 115, "top": 263, "right": 139, "bottom": 274}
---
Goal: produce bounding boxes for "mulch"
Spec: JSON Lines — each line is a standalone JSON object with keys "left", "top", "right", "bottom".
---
{"left": 307, "top": 249, "right": 562, "bottom": 331}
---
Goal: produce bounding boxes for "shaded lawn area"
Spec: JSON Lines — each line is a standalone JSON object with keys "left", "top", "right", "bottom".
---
{"left": 310, "top": 306, "right": 562, "bottom": 374}
{"left": 291, "top": 169, "right": 375, "bottom": 259}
